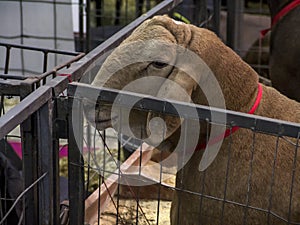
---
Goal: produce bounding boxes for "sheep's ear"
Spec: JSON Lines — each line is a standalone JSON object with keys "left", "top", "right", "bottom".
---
{"left": 150, "top": 15, "right": 192, "bottom": 47}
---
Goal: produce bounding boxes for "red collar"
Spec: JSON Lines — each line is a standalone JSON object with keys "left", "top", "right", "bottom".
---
{"left": 195, "top": 83, "right": 263, "bottom": 151}
{"left": 261, "top": 0, "right": 300, "bottom": 37}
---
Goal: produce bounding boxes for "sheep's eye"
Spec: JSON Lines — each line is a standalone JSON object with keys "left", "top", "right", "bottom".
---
{"left": 152, "top": 61, "right": 168, "bottom": 69}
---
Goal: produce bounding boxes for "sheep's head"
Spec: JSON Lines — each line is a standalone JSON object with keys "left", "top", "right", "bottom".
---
{"left": 84, "top": 15, "right": 226, "bottom": 155}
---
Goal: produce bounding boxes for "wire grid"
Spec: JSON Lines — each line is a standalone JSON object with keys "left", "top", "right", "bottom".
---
{"left": 68, "top": 83, "right": 300, "bottom": 225}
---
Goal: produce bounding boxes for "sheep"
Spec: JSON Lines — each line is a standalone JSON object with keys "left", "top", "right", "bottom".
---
{"left": 266, "top": 0, "right": 300, "bottom": 101}
{"left": 84, "top": 15, "right": 300, "bottom": 224}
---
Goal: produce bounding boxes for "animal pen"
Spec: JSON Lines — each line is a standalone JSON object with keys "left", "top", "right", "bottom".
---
{"left": 0, "top": 0, "right": 298, "bottom": 225}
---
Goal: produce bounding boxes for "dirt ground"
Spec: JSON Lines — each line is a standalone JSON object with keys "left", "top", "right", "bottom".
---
{"left": 87, "top": 159, "right": 176, "bottom": 225}
{"left": 97, "top": 198, "right": 172, "bottom": 225}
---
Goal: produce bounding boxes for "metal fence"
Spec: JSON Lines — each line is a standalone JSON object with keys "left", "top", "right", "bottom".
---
{"left": 62, "top": 2, "right": 299, "bottom": 225}
{"left": 67, "top": 83, "right": 300, "bottom": 225}
{"left": 0, "top": 42, "right": 84, "bottom": 225}
{"left": 0, "top": 0, "right": 278, "bottom": 224}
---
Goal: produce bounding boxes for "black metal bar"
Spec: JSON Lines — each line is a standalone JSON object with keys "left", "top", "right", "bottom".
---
{"left": 22, "top": 118, "right": 38, "bottom": 225}
{"left": 79, "top": 0, "right": 85, "bottom": 52}
{"left": 86, "top": 0, "right": 91, "bottom": 52}
{"left": 226, "top": 0, "right": 244, "bottom": 50}
{"left": 52, "top": 119, "right": 61, "bottom": 225}
{"left": 135, "top": 0, "right": 143, "bottom": 18}
{"left": 95, "top": 0, "right": 103, "bottom": 27}
{"left": 19, "top": 81, "right": 41, "bottom": 225}
{"left": 68, "top": 82, "right": 300, "bottom": 139}
{"left": 213, "top": 0, "right": 221, "bottom": 36}
{"left": 4, "top": 46, "right": 11, "bottom": 74}
{"left": 115, "top": 0, "right": 122, "bottom": 25}
{"left": 67, "top": 95, "right": 85, "bottom": 225}
{"left": 43, "top": 51, "right": 48, "bottom": 73}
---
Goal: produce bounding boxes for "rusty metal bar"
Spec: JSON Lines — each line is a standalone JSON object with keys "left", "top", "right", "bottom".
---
{"left": 4, "top": 45, "right": 11, "bottom": 74}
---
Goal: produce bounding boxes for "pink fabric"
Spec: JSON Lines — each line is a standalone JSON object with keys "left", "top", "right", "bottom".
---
{"left": 8, "top": 141, "right": 93, "bottom": 159}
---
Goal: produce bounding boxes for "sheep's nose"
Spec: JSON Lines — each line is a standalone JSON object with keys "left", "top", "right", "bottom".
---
{"left": 145, "top": 117, "right": 167, "bottom": 146}
{"left": 145, "top": 112, "right": 182, "bottom": 147}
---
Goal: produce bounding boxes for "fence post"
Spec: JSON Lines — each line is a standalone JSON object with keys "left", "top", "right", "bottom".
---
{"left": 68, "top": 95, "right": 85, "bottom": 225}
{"left": 20, "top": 85, "right": 38, "bottom": 225}
{"left": 213, "top": 0, "right": 221, "bottom": 36}
{"left": 226, "top": 0, "right": 244, "bottom": 51}
{"left": 36, "top": 99, "right": 60, "bottom": 225}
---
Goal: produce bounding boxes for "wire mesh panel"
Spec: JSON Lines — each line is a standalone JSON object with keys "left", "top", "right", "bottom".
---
{"left": 68, "top": 83, "right": 300, "bottom": 225}
{"left": 63, "top": 1, "right": 300, "bottom": 224}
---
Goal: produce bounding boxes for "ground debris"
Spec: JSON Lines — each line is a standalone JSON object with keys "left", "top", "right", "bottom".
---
{"left": 96, "top": 198, "right": 171, "bottom": 225}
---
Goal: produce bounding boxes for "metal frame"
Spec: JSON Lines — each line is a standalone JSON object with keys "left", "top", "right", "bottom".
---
{"left": 0, "top": 41, "right": 85, "bottom": 225}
